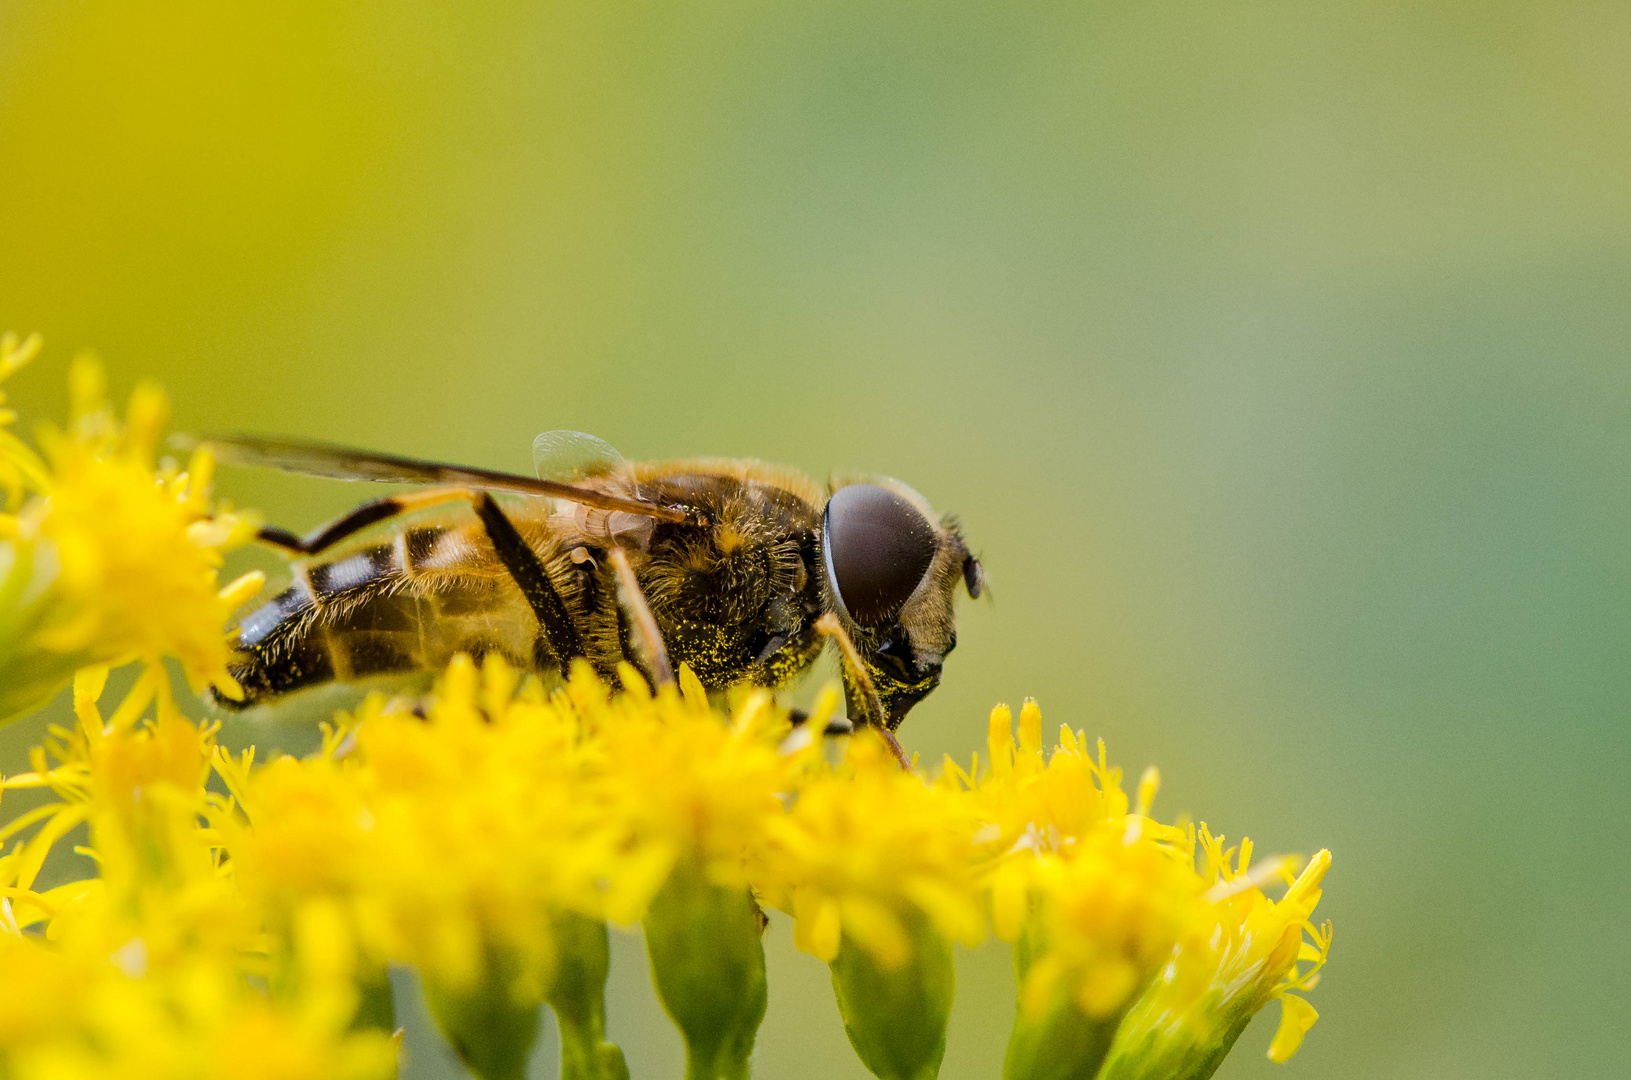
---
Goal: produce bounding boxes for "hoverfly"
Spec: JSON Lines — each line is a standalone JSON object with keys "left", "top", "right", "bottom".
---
{"left": 192, "top": 431, "right": 984, "bottom": 749}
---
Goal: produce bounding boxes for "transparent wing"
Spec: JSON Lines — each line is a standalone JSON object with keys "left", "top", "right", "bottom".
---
{"left": 531, "top": 431, "right": 662, "bottom": 547}
{"left": 534, "top": 428, "right": 644, "bottom": 503}
{"left": 174, "top": 432, "right": 689, "bottom": 523}
{"left": 532, "top": 430, "right": 628, "bottom": 481}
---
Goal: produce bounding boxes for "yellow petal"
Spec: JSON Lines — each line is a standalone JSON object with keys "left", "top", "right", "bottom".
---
{"left": 67, "top": 355, "right": 106, "bottom": 420}
{"left": 123, "top": 381, "right": 169, "bottom": 460}
{"left": 216, "top": 569, "right": 265, "bottom": 607}
{"left": 1267, "top": 994, "right": 1319, "bottom": 1062}
{"left": 1135, "top": 764, "right": 1161, "bottom": 819}
{"left": 794, "top": 896, "right": 842, "bottom": 963}
{"left": 72, "top": 665, "right": 108, "bottom": 716}
{"left": 0, "top": 331, "right": 42, "bottom": 377}
{"left": 678, "top": 663, "right": 709, "bottom": 710}
{"left": 1018, "top": 955, "right": 1065, "bottom": 1020}
{"left": 839, "top": 897, "right": 909, "bottom": 970}
{"left": 1074, "top": 956, "right": 1139, "bottom": 1019}
{"left": 990, "top": 861, "right": 1031, "bottom": 942}
{"left": 1017, "top": 698, "right": 1042, "bottom": 754}
{"left": 1286, "top": 850, "right": 1332, "bottom": 903}
{"left": 210, "top": 671, "right": 245, "bottom": 702}
{"left": 987, "top": 704, "right": 1013, "bottom": 772}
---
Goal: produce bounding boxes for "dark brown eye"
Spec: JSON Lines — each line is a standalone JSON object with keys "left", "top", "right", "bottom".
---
{"left": 822, "top": 484, "right": 937, "bottom": 626}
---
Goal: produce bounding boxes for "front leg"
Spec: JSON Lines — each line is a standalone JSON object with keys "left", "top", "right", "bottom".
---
{"left": 814, "top": 613, "right": 911, "bottom": 770}
{"left": 608, "top": 547, "right": 675, "bottom": 688}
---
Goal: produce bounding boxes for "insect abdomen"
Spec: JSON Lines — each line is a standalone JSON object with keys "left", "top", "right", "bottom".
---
{"left": 224, "top": 526, "right": 542, "bottom": 708}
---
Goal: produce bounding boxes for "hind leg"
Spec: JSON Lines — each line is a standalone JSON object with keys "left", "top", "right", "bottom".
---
{"left": 253, "top": 488, "right": 472, "bottom": 555}
{"left": 254, "top": 487, "right": 586, "bottom": 669}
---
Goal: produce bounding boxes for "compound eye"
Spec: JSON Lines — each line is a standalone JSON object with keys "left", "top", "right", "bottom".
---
{"left": 823, "top": 484, "right": 937, "bottom": 627}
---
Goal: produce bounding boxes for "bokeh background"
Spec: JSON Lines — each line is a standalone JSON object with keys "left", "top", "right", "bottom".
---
{"left": 3, "top": 2, "right": 1629, "bottom": 1077}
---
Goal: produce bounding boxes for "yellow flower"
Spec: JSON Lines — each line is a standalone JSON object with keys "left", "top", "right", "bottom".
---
{"left": 597, "top": 664, "right": 793, "bottom": 904}
{"left": 1010, "top": 832, "right": 1212, "bottom": 1023}
{"left": 26, "top": 360, "right": 261, "bottom": 685}
{"left": 0, "top": 933, "right": 396, "bottom": 1080}
{"left": 0, "top": 346, "right": 262, "bottom": 721}
{"left": 761, "top": 727, "right": 985, "bottom": 970}
{"left": 2, "top": 669, "right": 252, "bottom": 966}
{"left": 961, "top": 699, "right": 1137, "bottom": 848}
{"left": 215, "top": 743, "right": 375, "bottom": 907}
{"left": 595, "top": 666, "right": 790, "bottom": 1080}
{"left": 967, "top": 702, "right": 1219, "bottom": 1080}
{"left": 0, "top": 332, "right": 50, "bottom": 511}
{"left": 1098, "top": 833, "right": 1334, "bottom": 1079}
{"left": 214, "top": 657, "right": 796, "bottom": 1080}
{"left": 327, "top": 656, "right": 617, "bottom": 995}
{"left": 0, "top": 672, "right": 394, "bottom": 1080}
{"left": 956, "top": 702, "right": 1210, "bottom": 1018}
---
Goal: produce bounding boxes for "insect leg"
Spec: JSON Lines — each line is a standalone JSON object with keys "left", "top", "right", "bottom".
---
{"left": 254, "top": 488, "right": 473, "bottom": 556}
{"left": 813, "top": 613, "right": 911, "bottom": 769}
{"left": 607, "top": 547, "right": 674, "bottom": 688}
{"left": 254, "top": 486, "right": 586, "bottom": 670}
{"left": 469, "top": 493, "right": 586, "bottom": 667}
{"left": 787, "top": 708, "right": 856, "bottom": 737}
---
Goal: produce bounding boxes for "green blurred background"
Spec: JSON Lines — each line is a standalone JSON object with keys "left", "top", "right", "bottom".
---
{"left": 3, "top": 2, "right": 1628, "bottom": 1077}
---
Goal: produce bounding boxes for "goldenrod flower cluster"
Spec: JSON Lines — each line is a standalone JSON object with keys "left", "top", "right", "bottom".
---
{"left": 0, "top": 342, "right": 1335, "bottom": 1080}
{"left": 0, "top": 671, "right": 398, "bottom": 1080}
{"left": 0, "top": 333, "right": 262, "bottom": 720}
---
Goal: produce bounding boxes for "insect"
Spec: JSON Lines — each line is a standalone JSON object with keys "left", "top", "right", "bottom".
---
{"left": 191, "top": 431, "right": 984, "bottom": 748}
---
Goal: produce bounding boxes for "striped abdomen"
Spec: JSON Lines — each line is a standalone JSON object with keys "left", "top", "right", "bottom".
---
{"left": 224, "top": 521, "right": 578, "bottom": 708}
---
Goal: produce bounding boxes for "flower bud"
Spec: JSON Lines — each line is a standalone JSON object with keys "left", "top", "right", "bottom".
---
{"left": 546, "top": 911, "right": 629, "bottom": 1080}
{"left": 420, "top": 948, "right": 541, "bottom": 1080}
{"left": 1000, "top": 892, "right": 1155, "bottom": 1080}
{"left": 642, "top": 860, "right": 768, "bottom": 1080}
{"left": 1002, "top": 978, "right": 1122, "bottom": 1080}
{"left": 353, "top": 965, "right": 397, "bottom": 1035}
{"left": 1098, "top": 850, "right": 1334, "bottom": 1080}
{"left": 268, "top": 898, "right": 395, "bottom": 1037}
{"left": 828, "top": 908, "right": 955, "bottom": 1080}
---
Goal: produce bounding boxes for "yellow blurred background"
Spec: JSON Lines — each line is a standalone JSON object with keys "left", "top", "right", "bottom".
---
{"left": 3, "top": 2, "right": 1628, "bottom": 1077}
